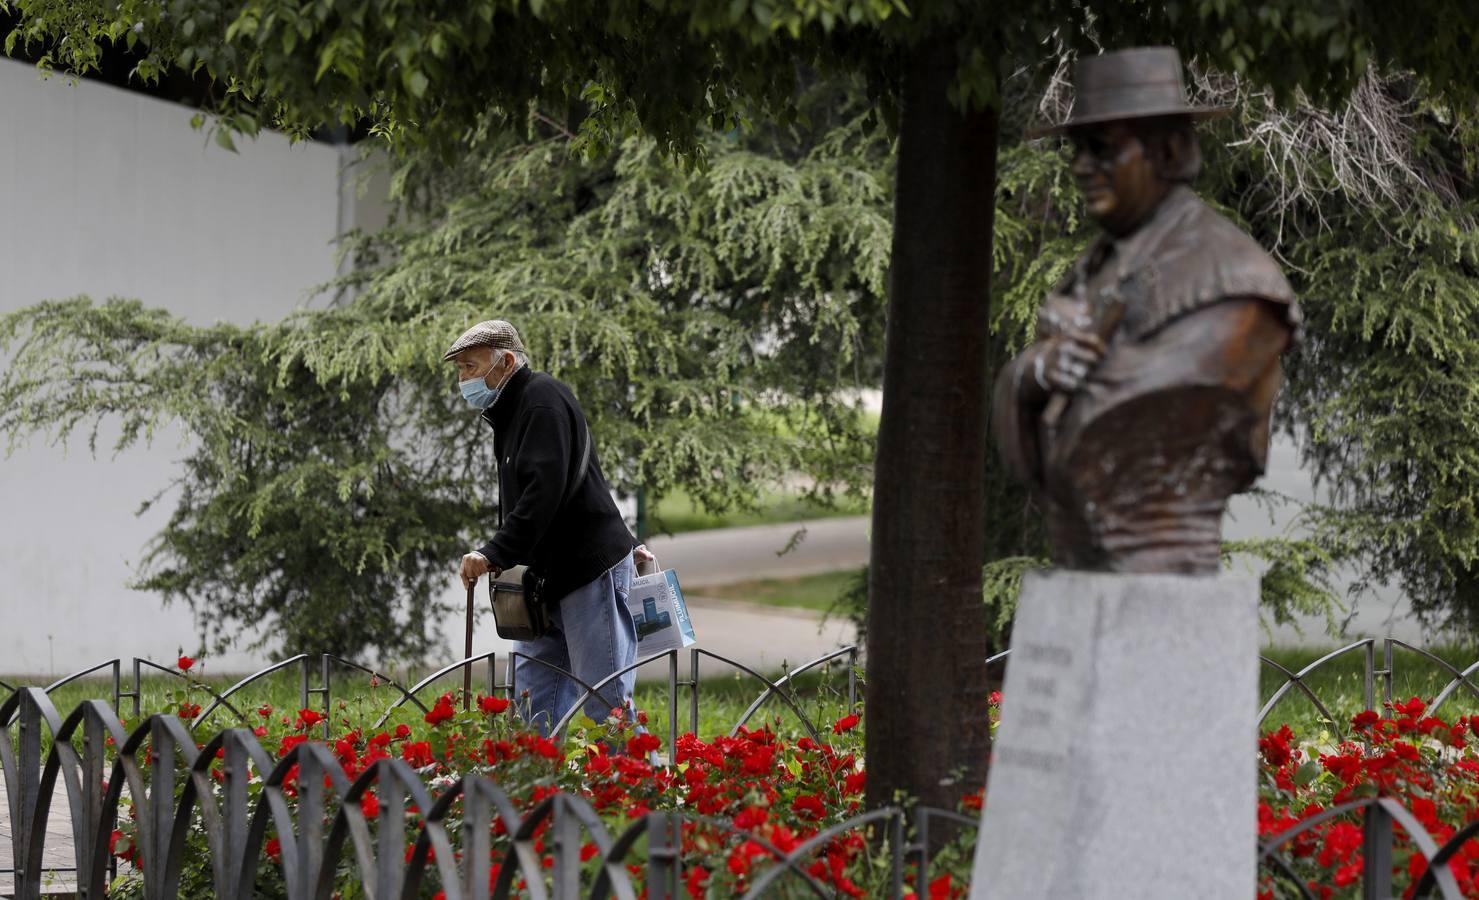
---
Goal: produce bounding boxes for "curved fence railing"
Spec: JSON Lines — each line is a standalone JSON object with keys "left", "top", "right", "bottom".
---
{"left": 1257, "top": 795, "right": 1475, "bottom": 899}
{"left": 988, "top": 637, "right": 1479, "bottom": 739}
{"left": 2, "top": 645, "right": 861, "bottom": 763}
{"left": 0, "top": 687, "right": 963, "bottom": 899}
{"left": 8, "top": 680, "right": 1479, "bottom": 898}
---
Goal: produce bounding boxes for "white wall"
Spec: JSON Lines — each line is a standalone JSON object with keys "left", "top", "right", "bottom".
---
{"left": 0, "top": 59, "right": 353, "bottom": 676}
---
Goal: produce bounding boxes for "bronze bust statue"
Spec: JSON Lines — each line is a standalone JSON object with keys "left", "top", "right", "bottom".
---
{"left": 994, "top": 47, "right": 1301, "bottom": 575}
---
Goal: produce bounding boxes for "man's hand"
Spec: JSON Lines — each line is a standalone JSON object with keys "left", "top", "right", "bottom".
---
{"left": 1038, "top": 330, "right": 1106, "bottom": 394}
{"left": 460, "top": 552, "right": 501, "bottom": 589}
{"left": 633, "top": 544, "right": 656, "bottom": 566}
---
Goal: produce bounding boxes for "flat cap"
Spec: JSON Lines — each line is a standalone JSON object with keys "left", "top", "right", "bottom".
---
{"left": 442, "top": 320, "right": 526, "bottom": 361}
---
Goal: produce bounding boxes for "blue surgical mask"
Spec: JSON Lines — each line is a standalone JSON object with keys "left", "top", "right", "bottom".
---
{"left": 460, "top": 358, "right": 520, "bottom": 409}
{"left": 460, "top": 375, "right": 500, "bottom": 409}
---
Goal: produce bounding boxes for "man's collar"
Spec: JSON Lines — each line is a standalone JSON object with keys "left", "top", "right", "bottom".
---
{"left": 479, "top": 364, "right": 532, "bottom": 430}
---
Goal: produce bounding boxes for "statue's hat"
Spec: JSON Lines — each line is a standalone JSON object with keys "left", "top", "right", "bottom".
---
{"left": 1030, "top": 46, "right": 1230, "bottom": 137}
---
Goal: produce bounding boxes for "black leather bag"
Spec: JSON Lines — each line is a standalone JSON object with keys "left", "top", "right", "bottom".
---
{"left": 488, "top": 578, "right": 549, "bottom": 642}
{"left": 488, "top": 423, "right": 592, "bottom": 641}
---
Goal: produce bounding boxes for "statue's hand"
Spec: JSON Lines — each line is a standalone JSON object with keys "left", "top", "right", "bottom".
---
{"left": 1039, "top": 330, "right": 1106, "bottom": 394}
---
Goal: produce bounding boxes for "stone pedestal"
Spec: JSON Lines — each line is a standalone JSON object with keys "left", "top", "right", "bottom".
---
{"left": 970, "top": 570, "right": 1259, "bottom": 900}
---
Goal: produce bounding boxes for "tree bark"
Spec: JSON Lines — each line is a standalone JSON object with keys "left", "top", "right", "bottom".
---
{"left": 864, "top": 38, "right": 999, "bottom": 812}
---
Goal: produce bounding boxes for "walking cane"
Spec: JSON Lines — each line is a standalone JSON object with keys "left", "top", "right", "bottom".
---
{"left": 463, "top": 580, "right": 475, "bottom": 711}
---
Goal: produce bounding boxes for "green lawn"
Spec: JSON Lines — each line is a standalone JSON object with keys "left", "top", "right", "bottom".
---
{"left": 4, "top": 659, "right": 859, "bottom": 750}
{"left": 21, "top": 640, "right": 1479, "bottom": 752}
{"left": 696, "top": 569, "right": 863, "bottom": 613}
{"left": 648, "top": 486, "right": 868, "bottom": 536}
{"left": 1258, "top": 643, "right": 1479, "bottom": 734}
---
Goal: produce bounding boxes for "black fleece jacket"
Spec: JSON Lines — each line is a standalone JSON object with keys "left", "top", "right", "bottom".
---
{"left": 476, "top": 366, "right": 636, "bottom": 602}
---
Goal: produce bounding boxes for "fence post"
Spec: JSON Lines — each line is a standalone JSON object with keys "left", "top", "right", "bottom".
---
{"left": 848, "top": 646, "right": 858, "bottom": 711}
{"left": 321, "top": 654, "right": 333, "bottom": 739}
{"left": 1363, "top": 641, "right": 1375, "bottom": 713}
{"left": 1364, "top": 801, "right": 1393, "bottom": 900}
{"left": 551, "top": 795, "right": 581, "bottom": 899}
{"left": 913, "top": 808, "right": 932, "bottom": 893}
{"left": 668, "top": 651, "right": 679, "bottom": 760}
{"left": 1383, "top": 639, "right": 1395, "bottom": 710}
{"left": 689, "top": 649, "right": 701, "bottom": 737}
{"left": 890, "top": 809, "right": 905, "bottom": 899}
{"left": 647, "top": 812, "right": 678, "bottom": 900}
{"left": 131, "top": 657, "right": 143, "bottom": 718}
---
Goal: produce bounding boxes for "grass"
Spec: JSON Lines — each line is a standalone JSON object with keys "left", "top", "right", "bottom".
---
{"left": 648, "top": 486, "right": 868, "bottom": 536}
{"left": 696, "top": 569, "right": 862, "bottom": 613}
{"left": 4, "top": 657, "right": 859, "bottom": 752}
{"left": 21, "top": 640, "right": 1479, "bottom": 752}
{"left": 1258, "top": 643, "right": 1479, "bottom": 735}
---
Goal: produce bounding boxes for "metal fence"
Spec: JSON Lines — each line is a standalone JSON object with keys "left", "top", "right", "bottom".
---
{"left": 0, "top": 645, "right": 972, "bottom": 900}
{"left": 986, "top": 636, "right": 1479, "bottom": 744}
{"left": 10, "top": 637, "right": 1479, "bottom": 897}
{"left": 3, "top": 644, "right": 860, "bottom": 757}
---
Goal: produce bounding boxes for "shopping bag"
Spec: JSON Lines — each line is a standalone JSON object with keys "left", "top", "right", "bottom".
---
{"left": 627, "top": 555, "right": 696, "bottom": 656}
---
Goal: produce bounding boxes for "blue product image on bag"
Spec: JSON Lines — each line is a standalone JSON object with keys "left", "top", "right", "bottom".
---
{"left": 633, "top": 596, "right": 673, "bottom": 638}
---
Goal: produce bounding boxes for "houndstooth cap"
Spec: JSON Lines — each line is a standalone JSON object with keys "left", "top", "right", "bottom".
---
{"left": 442, "top": 320, "right": 526, "bottom": 361}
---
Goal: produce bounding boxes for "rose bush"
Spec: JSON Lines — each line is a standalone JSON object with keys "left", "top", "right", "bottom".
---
{"left": 102, "top": 673, "right": 979, "bottom": 898}
{"left": 106, "top": 669, "right": 1479, "bottom": 898}
{"left": 1256, "top": 697, "right": 1479, "bottom": 898}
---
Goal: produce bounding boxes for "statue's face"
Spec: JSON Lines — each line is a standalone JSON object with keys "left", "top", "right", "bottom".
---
{"left": 1068, "top": 122, "right": 1170, "bottom": 236}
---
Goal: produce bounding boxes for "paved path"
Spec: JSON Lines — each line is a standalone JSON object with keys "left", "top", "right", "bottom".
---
{"left": 0, "top": 772, "right": 77, "bottom": 896}
{"left": 642, "top": 516, "right": 870, "bottom": 588}
{"left": 631, "top": 595, "right": 857, "bottom": 682}
{"left": 435, "top": 516, "right": 871, "bottom": 669}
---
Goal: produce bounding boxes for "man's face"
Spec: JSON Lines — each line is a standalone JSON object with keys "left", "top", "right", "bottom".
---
{"left": 452, "top": 346, "right": 508, "bottom": 387}
{"left": 1068, "top": 122, "right": 1170, "bottom": 236}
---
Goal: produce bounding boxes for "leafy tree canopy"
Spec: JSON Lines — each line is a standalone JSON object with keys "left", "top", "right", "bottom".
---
{"left": 5, "top": 0, "right": 1476, "bottom": 162}
{"left": 0, "top": 84, "right": 890, "bottom": 659}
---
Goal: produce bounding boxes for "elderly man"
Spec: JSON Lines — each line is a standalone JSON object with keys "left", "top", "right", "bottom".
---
{"left": 994, "top": 47, "right": 1302, "bottom": 574}
{"left": 446, "top": 320, "right": 640, "bottom": 732}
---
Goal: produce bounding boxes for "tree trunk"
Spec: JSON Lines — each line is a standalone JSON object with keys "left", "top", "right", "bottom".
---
{"left": 864, "top": 37, "right": 999, "bottom": 813}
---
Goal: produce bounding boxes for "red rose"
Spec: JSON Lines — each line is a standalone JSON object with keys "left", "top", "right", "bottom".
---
{"left": 477, "top": 695, "right": 511, "bottom": 715}
{"left": 685, "top": 866, "right": 710, "bottom": 898}
{"left": 424, "top": 693, "right": 457, "bottom": 727}
{"left": 833, "top": 713, "right": 861, "bottom": 734}
{"left": 791, "top": 793, "right": 826, "bottom": 820}
{"left": 177, "top": 655, "right": 195, "bottom": 672}
{"left": 394, "top": 724, "right": 411, "bottom": 739}
{"left": 402, "top": 740, "right": 435, "bottom": 768}
{"left": 626, "top": 733, "right": 662, "bottom": 756}
{"left": 296, "top": 708, "right": 323, "bottom": 729}
{"left": 928, "top": 873, "right": 953, "bottom": 899}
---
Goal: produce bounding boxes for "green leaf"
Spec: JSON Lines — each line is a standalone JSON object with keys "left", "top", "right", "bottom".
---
{"left": 214, "top": 128, "right": 238, "bottom": 152}
{"left": 1293, "top": 762, "right": 1321, "bottom": 787}
{"left": 407, "top": 69, "right": 429, "bottom": 99}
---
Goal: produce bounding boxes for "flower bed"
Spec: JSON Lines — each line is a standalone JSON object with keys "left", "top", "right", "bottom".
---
{"left": 99, "top": 665, "right": 977, "bottom": 898}
{"left": 1256, "top": 697, "right": 1479, "bottom": 898}
{"left": 54, "top": 663, "right": 1479, "bottom": 898}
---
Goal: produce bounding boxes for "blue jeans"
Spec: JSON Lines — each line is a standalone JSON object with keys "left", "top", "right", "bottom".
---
{"left": 512, "top": 553, "right": 637, "bottom": 735}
